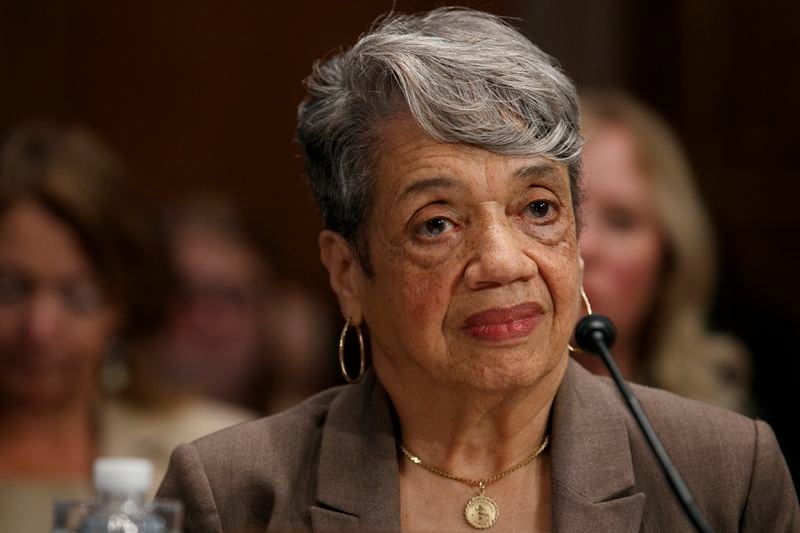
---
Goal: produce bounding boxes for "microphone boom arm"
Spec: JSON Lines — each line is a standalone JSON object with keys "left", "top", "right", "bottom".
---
{"left": 576, "top": 315, "right": 715, "bottom": 533}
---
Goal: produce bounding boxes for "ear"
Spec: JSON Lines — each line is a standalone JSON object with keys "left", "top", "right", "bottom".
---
{"left": 319, "top": 230, "right": 365, "bottom": 324}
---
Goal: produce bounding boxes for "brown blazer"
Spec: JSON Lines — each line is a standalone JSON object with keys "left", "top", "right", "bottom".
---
{"left": 157, "top": 360, "right": 799, "bottom": 531}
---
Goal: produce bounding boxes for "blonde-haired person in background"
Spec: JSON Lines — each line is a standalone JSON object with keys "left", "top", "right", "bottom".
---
{"left": 575, "top": 90, "right": 751, "bottom": 413}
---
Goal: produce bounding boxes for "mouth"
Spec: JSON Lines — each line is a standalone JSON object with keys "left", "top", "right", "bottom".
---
{"left": 462, "top": 302, "right": 542, "bottom": 342}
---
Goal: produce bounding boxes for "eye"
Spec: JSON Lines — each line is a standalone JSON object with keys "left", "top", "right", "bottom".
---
{"left": 604, "top": 207, "right": 639, "bottom": 232}
{"left": 0, "top": 272, "right": 31, "bottom": 306}
{"left": 60, "top": 281, "right": 103, "bottom": 316}
{"left": 526, "top": 200, "right": 556, "bottom": 220}
{"left": 418, "top": 216, "right": 454, "bottom": 238}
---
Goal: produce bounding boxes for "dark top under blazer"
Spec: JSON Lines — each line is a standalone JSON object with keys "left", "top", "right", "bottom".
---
{"left": 157, "top": 360, "right": 799, "bottom": 532}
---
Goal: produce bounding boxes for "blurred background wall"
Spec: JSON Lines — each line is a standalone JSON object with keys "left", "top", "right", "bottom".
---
{"left": 1, "top": 0, "right": 797, "bottom": 478}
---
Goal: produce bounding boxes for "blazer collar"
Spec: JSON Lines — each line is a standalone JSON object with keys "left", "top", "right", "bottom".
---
{"left": 311, "top": 361, "right": 645, "bottom": 532}
{"left": 550, "top": 359, "right": 645, "bottom": 532}
{"left": 312, "top": 369, "right": 401, "bottom": 530}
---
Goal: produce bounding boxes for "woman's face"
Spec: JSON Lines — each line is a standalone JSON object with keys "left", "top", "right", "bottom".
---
{"left": 163, "top": 227, "right": 267, "bottom": 400}
{"left": 579, "top": 125, "right": 665, "bottom": 346}
{"left": 0, "top": 201, "right": 119, "bottom": 408}
{"left": 328, "top": 116, "right": 582, "bottom": 392}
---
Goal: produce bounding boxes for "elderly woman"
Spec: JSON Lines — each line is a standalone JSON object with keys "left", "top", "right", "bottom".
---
{"left": 157, "top": 8, "right": 798, "bottom": 531}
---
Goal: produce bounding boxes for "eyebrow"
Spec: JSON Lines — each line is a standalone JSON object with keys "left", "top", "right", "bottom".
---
{"left": 397, "top": 162, "right": 565, "bottom": 203}
{"left": 398, "top": 176, "right": 466, "bottom": 203}
{"left": 513, "top": 163, "right": 564, "bottom": 183}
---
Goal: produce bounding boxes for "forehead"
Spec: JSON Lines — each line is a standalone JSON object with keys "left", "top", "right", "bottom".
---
{"left": 173, "top": 228, "right": 265, "bottom": 285}
{"left": 582, "top": 125, "right": 651, "bottom": 203}
{"left": 372, "top": 115, "right": 570, "bottom": 199}
{"left": 0, "top": 201, "right": 94, "bottom": 278}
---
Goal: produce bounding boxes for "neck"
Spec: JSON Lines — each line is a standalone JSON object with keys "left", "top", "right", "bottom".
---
{"left": 381, "top": 355, "right": 566, "bottom": 480}
{"left": 0, "top": 392, "right": 97, "bottom": 479}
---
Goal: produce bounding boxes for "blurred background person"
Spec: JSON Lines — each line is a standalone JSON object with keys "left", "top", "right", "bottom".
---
{"left": 157, "top": 196, "right": 338, "bottom": 414}
{"left": 574, "top": 90, "right": 752, "bottom": 413}
{"left": 261, "top": 281, "right": 337, "bottom": 414}
{"left": 0, "top": 122, "right": 252, "bottom": 532}
{"left": 157, "top": 196, "right": 276, "bottom": 411}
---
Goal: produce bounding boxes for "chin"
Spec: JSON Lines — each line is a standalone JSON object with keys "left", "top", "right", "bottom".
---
{"left": 1, "top": 371, "right": 85, "bottom": 408}
{"left": 451, "top": 346, "right": 565, "bottom": 392}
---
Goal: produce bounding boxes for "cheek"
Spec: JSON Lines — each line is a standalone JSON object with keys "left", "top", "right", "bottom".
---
{"left": 64, "top": 311, "right": 118, "bottom": 369}
{"left": 0, "top": 308, "right": 23, "bottom": 346}
{"left": 613, "top": 232, "right": 663, "bottom": 293}
{"left": 363, "top": 239, "right": 461, "bottom": 356}
{"left": 540, "top": 241, "right": 583, "bottom": 333}
{"left": 376, "top": 252, "right": 454, "bottom": 330}
{"left": 585, "top": 230, "right": 664, "bottom": 330}
{"left": 74, "top": 328, "right": 109, "bottom": 362}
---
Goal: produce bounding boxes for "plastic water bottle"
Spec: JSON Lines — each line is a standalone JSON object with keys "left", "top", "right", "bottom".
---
{"left": 79, "top": 457, "right": 166, "bottom": 533}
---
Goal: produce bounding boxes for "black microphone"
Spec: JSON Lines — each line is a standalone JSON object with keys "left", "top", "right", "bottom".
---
{"left": 575, "top": 314, "right": 715, "bottom": 533}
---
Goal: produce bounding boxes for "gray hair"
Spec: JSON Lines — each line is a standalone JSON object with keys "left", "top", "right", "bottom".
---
{"left": 297, "top": 7, "right": 583, "bottom": 269}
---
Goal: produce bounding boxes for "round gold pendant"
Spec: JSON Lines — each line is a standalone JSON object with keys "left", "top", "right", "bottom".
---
{"left": 464, "top": 494, "right": 499, "bottom": 529}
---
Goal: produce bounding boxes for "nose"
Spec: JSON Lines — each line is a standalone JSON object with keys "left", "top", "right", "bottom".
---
{"left": 463, "top": 214, "right": 538, "bottom": 290}
{"left": 24, "top": 292, "right": 64, "bottom": 345}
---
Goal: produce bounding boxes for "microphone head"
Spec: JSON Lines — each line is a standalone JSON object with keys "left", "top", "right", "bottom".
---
{"left": 575, "top": 314, "right": 617, "bottom": 353}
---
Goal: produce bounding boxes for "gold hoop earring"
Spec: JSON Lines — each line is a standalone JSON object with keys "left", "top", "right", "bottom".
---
{"left": 568, "top": 287, "right": 592, "bottom": 354}
{"left": 338, "top": 317, "right": 366, "bottom": 384}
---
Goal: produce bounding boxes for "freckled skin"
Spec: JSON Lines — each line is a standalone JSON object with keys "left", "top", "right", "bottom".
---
{"left": 355, "top": 116, "right": 583, "bottom": 393}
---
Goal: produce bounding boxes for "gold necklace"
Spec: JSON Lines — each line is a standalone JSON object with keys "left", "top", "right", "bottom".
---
{"left": 399, "top": 435, "right": 549, "bottom": 529}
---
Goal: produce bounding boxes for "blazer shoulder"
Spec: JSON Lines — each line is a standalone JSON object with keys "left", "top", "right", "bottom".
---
{"left": 614, "top": 380, "right": 798, "bottom": 528}
{"left": 624, "top": 380, "right": 755, "bottom": 430}
{"left": 628, "top": 380, "right": 755, "bottom": 439}
{"left": 157, "top": 385, "right": 350, "bottom": 532}
{"left": 597, "top": 378, "right": 762, "bottom": 506}
{"left": 595, "top": 377, "right": 758, "bottom": 462}
{"left": 189, "top": 384, "right": 347, "bottom": 461}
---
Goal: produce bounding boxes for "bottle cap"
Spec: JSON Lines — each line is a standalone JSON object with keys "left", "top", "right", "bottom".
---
{"left": 93, "top": 457, "right": 153, "bottom": 494}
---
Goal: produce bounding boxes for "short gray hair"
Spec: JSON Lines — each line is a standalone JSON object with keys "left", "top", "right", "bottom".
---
{"left": 297, "top": 7, "right": 583, "bottom": 268}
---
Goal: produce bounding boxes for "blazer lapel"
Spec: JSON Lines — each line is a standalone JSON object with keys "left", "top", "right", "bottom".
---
{"left": 550, "top": 360, "right": 645, "bottom": 533}
{"left": 312, "top": 370, "right": 401, "bottom": 531}
{"left": 311, "top": 361, "right": 645, "bottom": 531}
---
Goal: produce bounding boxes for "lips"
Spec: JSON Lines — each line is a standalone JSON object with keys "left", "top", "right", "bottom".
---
{"left": 462, "top": 302, "right": 542, "bottom": 341}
